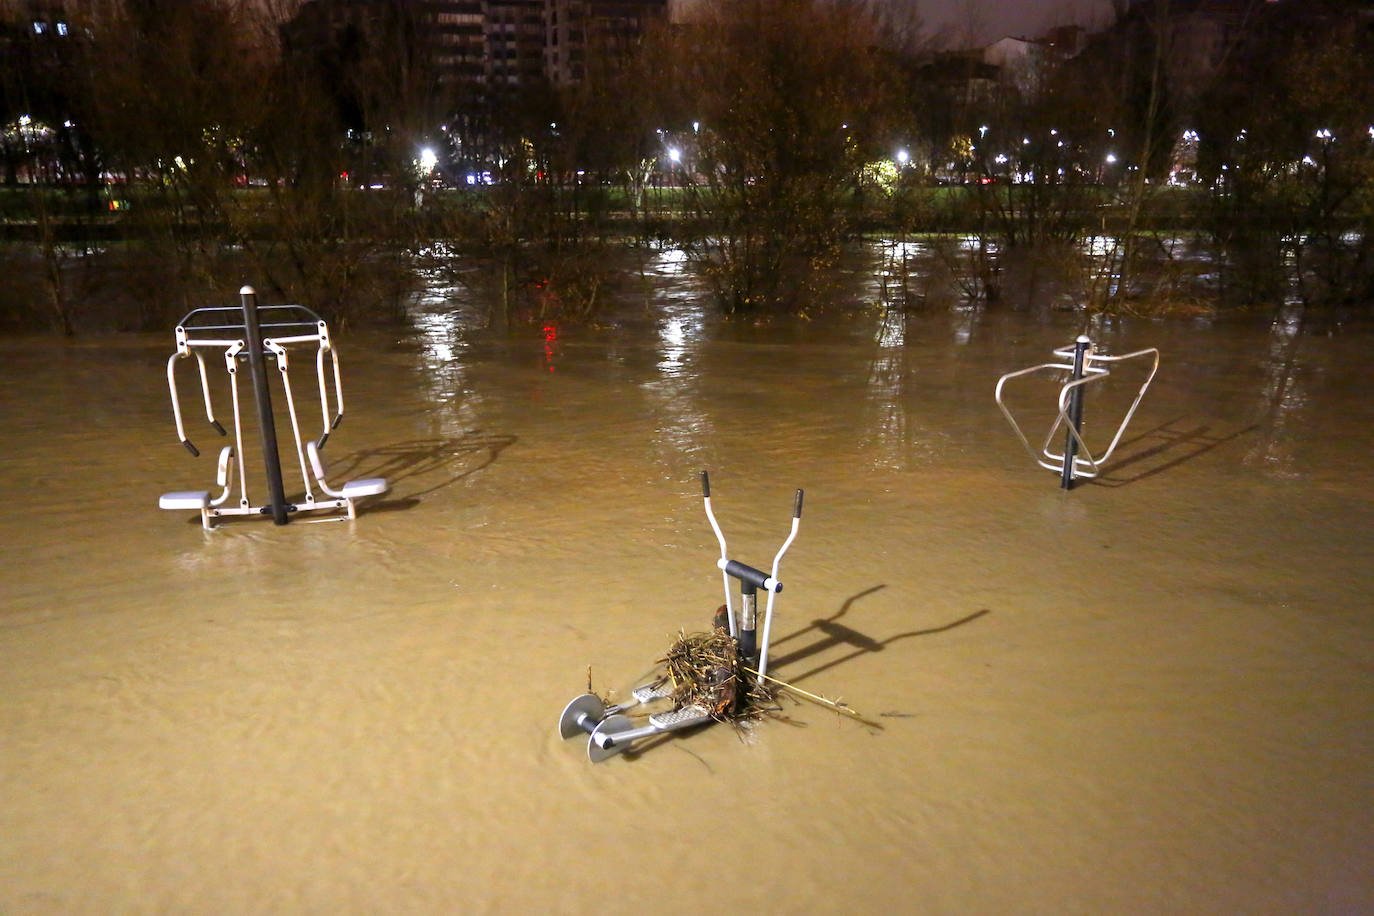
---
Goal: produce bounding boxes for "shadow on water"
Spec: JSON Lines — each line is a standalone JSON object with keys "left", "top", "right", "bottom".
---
{"left": 324, "top": 433, "right": 517, "bottom": 501}
{"left": 769, "top": 585, "right": 991, "bottom": 686}
{"left": 1091, "top": 418, "right": 1258, "bottom": 487}
{"left": 599, "top": 589, "right": 991, "bottom": 766}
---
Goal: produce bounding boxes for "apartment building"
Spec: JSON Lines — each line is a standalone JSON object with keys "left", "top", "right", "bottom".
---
{"left": 285, "top": 0, "right": 666, "bottom": 90}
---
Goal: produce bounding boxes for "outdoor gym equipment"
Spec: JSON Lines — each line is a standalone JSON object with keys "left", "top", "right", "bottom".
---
{"left": 557, "top": 471, "right": 803, "bottom": 763}
{"left": 995, "top": 335, "right": 1160, "bottom": 489}
{"left": 159, "top": 286, "right": 388, "bottom": 528}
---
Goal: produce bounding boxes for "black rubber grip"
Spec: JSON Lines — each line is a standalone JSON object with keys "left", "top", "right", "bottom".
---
{"left": 793, "top": 488, "right": 804, "bottom": 518}
{"left": 317, "top": 431, "right": 330, "bottom": 449}
{"left": 331, "top": 415, "right": 342, "bottom": 430}
{"left": 724, "top": 559, "right": 778, "bottom": 592}
{"left": 700, "top": 470, "right": 710, "bottom": 498}
{"left": 211, "top": 419, "right": 226, "bottom": 436}
{"left": 182, "top": 439, "right": 200, "bottom": 458}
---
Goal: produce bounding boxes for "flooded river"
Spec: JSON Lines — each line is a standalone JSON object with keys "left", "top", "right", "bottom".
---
{"left": 1, "top": 257, "right": 1371, "bottom": 912}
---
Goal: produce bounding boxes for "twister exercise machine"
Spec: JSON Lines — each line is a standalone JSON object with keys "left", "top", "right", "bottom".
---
{"left": 995, "top": 335, "right": 1160, "bottom": 489}
{"left": 558, "top": 472, "right": 804, "bottom": 763}
{"left": 159, "top": 286, "right": 388, "bottom": 528}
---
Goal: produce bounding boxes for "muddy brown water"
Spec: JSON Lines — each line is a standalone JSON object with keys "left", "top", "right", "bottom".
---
{"left": 1, "top": 287, "right": 1371, "bottom": 912}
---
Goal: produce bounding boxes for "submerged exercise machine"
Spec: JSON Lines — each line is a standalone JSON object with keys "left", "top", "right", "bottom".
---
{"left": 995, "top": 335, "right": 1160, "bottom": 489}
{"left": 159, "top": 286, "right": 388, "bottom": 529}
{"left": 558, "top": 472, "right": 804, "bottom": 763}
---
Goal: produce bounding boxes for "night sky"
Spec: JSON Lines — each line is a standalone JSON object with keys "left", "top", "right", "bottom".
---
{"left": 915, "top": 0, "right": 1118, "bottom": 42}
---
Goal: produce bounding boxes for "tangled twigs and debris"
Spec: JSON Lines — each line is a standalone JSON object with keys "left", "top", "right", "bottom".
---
{"left": 590, "top": 627, "right": 875, "bottom": 730}
{"left": 743, "top": 665, "right": 884, "bottom": 731}
{"left": 658, "top": 629, "right": 750, "bottom": 717}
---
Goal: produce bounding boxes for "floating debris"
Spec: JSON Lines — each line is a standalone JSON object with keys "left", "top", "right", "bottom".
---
{"left": 657, "top": 628, "right": 749, "bottom": 718}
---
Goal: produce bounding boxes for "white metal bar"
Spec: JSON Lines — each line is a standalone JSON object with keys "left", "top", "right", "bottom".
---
{"left": 267, "top": 334, "right": 327, "bottom": 345}
{"left": 703, "top": 494, "right": 734, "bottom": 637}
{"left": 995, "top": 360, "right": 1076, "bottom": 466}
{"left": 757, "top": 513, "right": 801, "bottom": 680}
{"left": 267, "top": 340, "right": 314, "bottom": 505}
{"left": 997, "top": 342, "right": 1159, "bottom": 481}
{"left": 181, "top": 337, "right": 245, "bottom": 349}
{"left": 1082, "top": 347, "right": 1160, "bottom": 466}
{"left": 166, "top": 353, "right": 190, "bottom": 446}
{"left": 224, "top": 342, "right": 251, "bottom": 508}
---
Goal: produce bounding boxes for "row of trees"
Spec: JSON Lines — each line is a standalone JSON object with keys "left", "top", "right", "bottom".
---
{"left": 2, "top": 0, "right": 1372, "bottom": 334}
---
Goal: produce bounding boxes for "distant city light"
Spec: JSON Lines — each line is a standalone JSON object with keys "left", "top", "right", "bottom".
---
{"left": 1105, "top": 153, "right": 1117, "bottom": 164}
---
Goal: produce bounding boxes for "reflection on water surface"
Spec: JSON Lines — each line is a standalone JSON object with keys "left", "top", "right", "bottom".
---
{"left": 1, "top": 279, "right": 1371, "bottom": 913}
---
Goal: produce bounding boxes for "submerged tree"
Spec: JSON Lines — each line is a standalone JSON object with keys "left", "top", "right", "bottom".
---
{"left": 1195, "top": 0, "right": 1374, "bottom": 307}
{"left": 644, "top": 0, "right": 901, "bottom": 313}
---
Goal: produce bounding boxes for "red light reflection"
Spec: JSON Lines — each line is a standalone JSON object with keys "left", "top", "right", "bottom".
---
{"left": 543, "top": 323, "right": 557, "bottom": 372}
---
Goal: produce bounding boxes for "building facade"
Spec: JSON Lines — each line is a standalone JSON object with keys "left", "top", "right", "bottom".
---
{"left": 285, "top": 0, "right": 666, "bottom": 91}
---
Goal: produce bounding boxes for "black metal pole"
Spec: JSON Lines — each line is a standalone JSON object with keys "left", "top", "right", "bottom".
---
{"left": 241, "top": 285, "right": 289, "bottom": 524}
{"left": 1061, "top": 335, "right": 1090, "bottom": 490}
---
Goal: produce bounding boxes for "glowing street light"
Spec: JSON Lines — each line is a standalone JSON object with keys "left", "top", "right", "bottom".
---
{"left": 418, "top": 147, "right": 438, "bottom": 173}
{"left": 895, "top": 149, "right": 909, "bottom": 166}
{"left": 668, "top": 146, "right": 682, "bottom": 164}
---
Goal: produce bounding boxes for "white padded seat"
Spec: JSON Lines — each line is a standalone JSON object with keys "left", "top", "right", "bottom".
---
{"left": 160, "top": 490, "right": 211, "bottom": 510}
{"left": 306, "top": 440, "right": 389, "bottom": 508}
{"left": 341, "top": 478, "right": 389, "bottom": 498}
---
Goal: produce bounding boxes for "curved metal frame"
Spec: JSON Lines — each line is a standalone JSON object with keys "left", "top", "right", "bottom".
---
{"left": 995, "top": 342, "right": 1160, "bottom": 480}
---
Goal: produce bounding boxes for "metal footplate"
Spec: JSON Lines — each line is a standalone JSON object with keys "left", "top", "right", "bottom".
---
{"left": 557, "top": 678, "right": 677, "bottom": 741}
{"left": 647, "top": 704, "right": 711, "bottom": 729}
{"left": 631, "top": 680, "right": 674, "bottom": 704}
{"left": 586, "top": 704, "right": 713, "bottom": 763}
